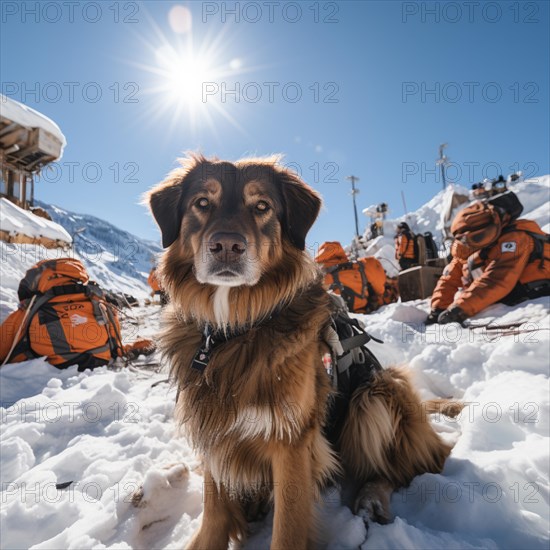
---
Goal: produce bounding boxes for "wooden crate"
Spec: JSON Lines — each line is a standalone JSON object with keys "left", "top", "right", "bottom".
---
{"left": 398, "top": 265, "right": 444, "bottom": 301}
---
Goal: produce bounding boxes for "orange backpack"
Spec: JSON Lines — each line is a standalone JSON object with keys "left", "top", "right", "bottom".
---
{"left": 315, "top": 242, "right": 387, "bottom": 313}
{"left": 6, "top": 258, "right": 125, "bottom": 370}
{"left": 148, "top": 268, "right": 161, "bottom": 293}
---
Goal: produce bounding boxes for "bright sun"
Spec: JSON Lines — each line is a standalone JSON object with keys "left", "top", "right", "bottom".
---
{"left": 127, "top": 8, "right": 255, "bottom": 137}
{"left": 155, "top": 45, "right": 213, "bottom": 107}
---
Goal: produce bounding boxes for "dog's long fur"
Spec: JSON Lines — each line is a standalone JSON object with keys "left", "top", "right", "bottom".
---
{"left": 147, "top": 155, "right": 459, "bottom": 549}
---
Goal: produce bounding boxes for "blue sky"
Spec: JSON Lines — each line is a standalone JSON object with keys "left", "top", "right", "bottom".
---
{"left": 1, "top": 1, "right": 549, "bottom": 251}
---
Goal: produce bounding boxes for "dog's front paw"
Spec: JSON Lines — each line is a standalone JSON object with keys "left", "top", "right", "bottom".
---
{"left": 354, "top": 481, "right": 392, "bottom": 525}
{"left": 186, "top": 528, "right": 229, "bottom": 550}
{"left": 131, "top": 463, "right": 189, "bottom": 510}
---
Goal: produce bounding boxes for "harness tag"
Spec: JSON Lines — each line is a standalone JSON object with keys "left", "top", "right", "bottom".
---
{"left": 322, "top": 353, "right": 333, "bottom": 378}
{"left": 191, "top": 347, "right": 211, "bottom": 372}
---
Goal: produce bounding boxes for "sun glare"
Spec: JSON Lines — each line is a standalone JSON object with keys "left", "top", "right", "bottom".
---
{"left": 155, "top": 46, "right": 213, "bottom": 107}
{"left": 122, "top": 5, "right": 263, "bottom": 138}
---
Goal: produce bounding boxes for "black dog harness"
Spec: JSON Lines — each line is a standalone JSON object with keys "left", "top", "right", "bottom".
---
{"left": 191, "top": 324, "right": 247, "bottom": 372}
{"left": 190, "top": 307, "right": 282, "bottom": 372}
{"left": 186, "top": 296, "right": 384, "bottom": 448}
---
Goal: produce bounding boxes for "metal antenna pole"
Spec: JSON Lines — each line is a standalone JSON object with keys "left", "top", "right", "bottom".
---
{"left": 346, "top": 175, "right": 360, "bottom": 239}
{"left": 437, "top": 143, "right": 449, "bottom": 190}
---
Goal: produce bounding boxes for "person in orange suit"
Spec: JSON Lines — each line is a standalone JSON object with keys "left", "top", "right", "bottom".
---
{"left": 427, "top": 217, "right": 550, "bottom": 324}
{"left": 394, "top": 222, "right": 417, "bottom": 270}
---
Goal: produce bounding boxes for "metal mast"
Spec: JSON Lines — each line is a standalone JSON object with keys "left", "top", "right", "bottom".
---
{"left": 437, "top": 143, "right": 449, "bottom": 190}
{"left": 346, "top": 175, "right": 360, "bottom": 238}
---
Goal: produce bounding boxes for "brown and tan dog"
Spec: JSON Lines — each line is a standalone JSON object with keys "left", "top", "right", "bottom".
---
{"left": 146, "top": 154, "right": 459, "bottom": 549}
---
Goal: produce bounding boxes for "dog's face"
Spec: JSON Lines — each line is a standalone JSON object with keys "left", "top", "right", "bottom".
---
{"left": 147, "top": 155, "right": 321, "bottom": 287}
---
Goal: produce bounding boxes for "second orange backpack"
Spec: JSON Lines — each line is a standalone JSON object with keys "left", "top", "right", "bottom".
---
{"left": 5, "top": 258, "right": 125, "bottom": 370}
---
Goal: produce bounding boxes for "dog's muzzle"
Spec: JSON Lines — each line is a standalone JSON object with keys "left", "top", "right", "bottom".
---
{"left": 198, "top": 232, "right": 255, "bottom": 285}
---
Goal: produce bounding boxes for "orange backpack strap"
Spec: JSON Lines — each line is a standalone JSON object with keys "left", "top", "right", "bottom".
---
{"left": 8, "top": 292, "right": 59, "bottom": 363}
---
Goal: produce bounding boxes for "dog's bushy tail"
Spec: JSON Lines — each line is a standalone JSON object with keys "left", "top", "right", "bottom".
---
{"left": 338, "top": 367, "right": 455, "bottom": 489}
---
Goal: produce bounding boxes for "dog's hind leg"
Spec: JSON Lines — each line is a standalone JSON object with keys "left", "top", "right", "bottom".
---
{"left": 339, "top": 368, "right": 456, "bottom": 525}
{"left": 353, "top": 478, "right": 393, "bottom": 525}
{"left": 186, "top": 469, "right": 247, "bottom": 550}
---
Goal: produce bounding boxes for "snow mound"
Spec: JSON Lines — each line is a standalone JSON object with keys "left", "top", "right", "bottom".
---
{"left": 0, "top": 198, "right": 72, "bottom": 245}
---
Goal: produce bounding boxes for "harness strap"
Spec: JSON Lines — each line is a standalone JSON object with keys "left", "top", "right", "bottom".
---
{"left": 49, "top": 283, "right": 87, "bottom": 297}
{"left": 336, "top": 352, "right": 354, "bottom": 374}
{"left": 339, "top": 331, "right": 372, "bottom": 353}
{"left": 326, "top": 261, "right": 355, "bottom": 274}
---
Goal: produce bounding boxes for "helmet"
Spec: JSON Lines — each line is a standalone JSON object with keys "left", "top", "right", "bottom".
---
{"left": 397, "top": 222, "right": 410, "bottom": 232}
{"left": 451, "top": 202, "right": 502, "bottom": 250}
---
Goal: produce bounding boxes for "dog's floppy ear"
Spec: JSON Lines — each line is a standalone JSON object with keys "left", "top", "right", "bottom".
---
{"left": 148, "top": 180, "right": 185, "bottom": 248}
{"left": 276, "top": 168, "right": 322, "bottom": 250}
{"left": 146, "top": 155, "right": 206, "bottom": 248}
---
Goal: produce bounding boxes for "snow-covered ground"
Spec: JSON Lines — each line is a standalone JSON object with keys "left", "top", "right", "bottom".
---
{"left": 1, "top": 177, "right": 548, "bottom": 549}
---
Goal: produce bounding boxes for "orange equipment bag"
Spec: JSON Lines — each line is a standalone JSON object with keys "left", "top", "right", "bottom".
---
{"left": 148, "top": 268, "right": 161, "bottom": 293}
{"left": 6, "top": 258, "right": 125, "bottom": 370}
{"left": 315, "top": 242, "right": 387, "bottom": 313}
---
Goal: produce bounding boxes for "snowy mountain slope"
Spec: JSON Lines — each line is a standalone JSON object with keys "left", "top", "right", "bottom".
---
{"left": 0, "top": 179, "right": 549, "bottom": 549}
{"left": 37, "top": 201, "right": 162, "bottom": 298}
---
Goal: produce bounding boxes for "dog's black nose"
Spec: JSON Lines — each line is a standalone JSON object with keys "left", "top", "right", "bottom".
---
{"left": 208, "top": 232, "right": 247, "bottom": 259}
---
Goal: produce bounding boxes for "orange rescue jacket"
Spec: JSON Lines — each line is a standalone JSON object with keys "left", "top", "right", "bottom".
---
{"left": 431, "top": 219, "right": 550, "bottom": 317}
{"left": 395, "top": 232, "right": 416, "bottom": 261}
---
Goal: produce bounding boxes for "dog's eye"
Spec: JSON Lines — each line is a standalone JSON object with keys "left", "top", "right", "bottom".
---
{"left": 255, "top": 201, "right": 270, "bottom": 213}
{"left": 195, "top": 197, "right": 210, "bottom": 210}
